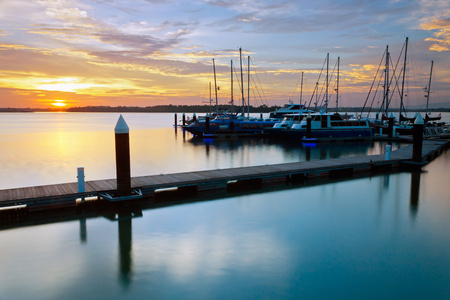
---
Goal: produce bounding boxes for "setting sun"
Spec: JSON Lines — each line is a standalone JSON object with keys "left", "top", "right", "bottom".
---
{"left": 52, "top": 100, "right": 67, "bottom": 107}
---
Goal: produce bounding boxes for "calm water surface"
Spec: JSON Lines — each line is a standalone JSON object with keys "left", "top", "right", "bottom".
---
{"left": 0, "top": 112, "right": 449, "bottom": 299}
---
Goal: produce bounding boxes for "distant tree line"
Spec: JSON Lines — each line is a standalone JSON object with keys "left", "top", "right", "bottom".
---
{"left": 1, "top": 105, "right": 450, "bottom": 113}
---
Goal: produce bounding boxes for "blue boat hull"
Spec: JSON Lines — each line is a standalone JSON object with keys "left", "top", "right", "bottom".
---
{"left": 183, "top": 119, "right": 277, "bottom": 137}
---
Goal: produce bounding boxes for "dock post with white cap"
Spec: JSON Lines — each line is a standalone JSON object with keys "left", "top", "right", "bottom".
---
{"left": 412, "top": 114, "right": 424, "bottom": 162}
{"left": 115, "top": 115, "right": 131, "bottom": 197}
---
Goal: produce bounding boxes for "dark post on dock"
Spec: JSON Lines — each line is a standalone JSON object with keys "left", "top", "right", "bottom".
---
{"left": 205, "top": 116, "right": 210, "bottom": 134}
{"left": 306, "top": 113, "right": 312, "bottom": 139}
{"left": 413, "top": 114, "right": 424, "bottom": 162}
{"left": 115, "top": 115, "right": 131, "bottom": 196}
{"left": 388, "top": 114, "right": 394, "bottom": 138}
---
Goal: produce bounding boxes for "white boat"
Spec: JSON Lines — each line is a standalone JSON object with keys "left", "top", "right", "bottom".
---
{"left": 277, "top": 112, "right": 374, "bottom": 141}
{"left": 269, "top": 103, "right": 308, "bottom": 119}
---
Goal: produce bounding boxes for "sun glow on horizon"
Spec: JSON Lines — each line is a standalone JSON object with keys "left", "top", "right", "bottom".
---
{"left": 51, "top": 100, "right": 67, "bottom": 107}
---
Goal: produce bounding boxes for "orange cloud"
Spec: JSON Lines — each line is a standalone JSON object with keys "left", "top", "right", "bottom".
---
{"left": 420, "top": 13, "right": 450, "bottom": 52}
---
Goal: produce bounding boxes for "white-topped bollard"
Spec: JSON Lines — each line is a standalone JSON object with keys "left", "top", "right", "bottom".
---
{"left": 115, "top": 115, "right": 131, "bottom": 197}
{"left": 385, "top": 145, "right": 392, "bottom": 160}
{"left": 413, "top": 114, "right": 424, "bottom": 162}
{"left": 77, "top": 167, "right": 85, "bottom": 193}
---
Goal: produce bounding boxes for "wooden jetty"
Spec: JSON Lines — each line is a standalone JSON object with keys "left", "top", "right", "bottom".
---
{"left": 1, "top": 140, "right": 448, "bottom": 212}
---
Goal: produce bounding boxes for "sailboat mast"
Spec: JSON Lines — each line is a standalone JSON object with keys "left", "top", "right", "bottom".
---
{"left": 425, "top": 60, "right": 434, "bottom": 113}
{"left": 213, "top": 58, "right": 218, "bottom": 115}
{"left": 399, "top": 37, "right": 408, "bottom": 121}
{"left": 385, "top": 45, "right": 390, "bottom": 115}
{"left": 336, "top": 57, "right": 340, "bottom": 111}
{"left": 209, "top": 82, "right": 212, "bottom": 115}
{"left": 300, "top": 72, "right": 304, "bottom": 106}
{"left": 239, "top": 48, "right": 245, "bottom": 115}
{"left": 231, "top": 60, "right": 234, "bottom": 114}
{"left": 299, "top": 72, "right": 304, "bottom": 116}
{"left": 326, "top": 53, "right": 329, "bottom": 112}
{"left": 247, "top": 55, "right": 250, "bottom": 119}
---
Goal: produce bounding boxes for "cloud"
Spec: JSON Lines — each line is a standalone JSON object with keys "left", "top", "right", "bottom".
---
{"left": 420, "top": 13, "right": 450, "bottom": 51}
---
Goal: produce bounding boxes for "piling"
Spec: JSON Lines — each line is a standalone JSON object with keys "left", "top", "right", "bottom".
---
{"left": 182, "top": 113, "right": 186, "bottom": 126}
{"left": 385, "top": 145, "right": 392, "bottom": 160}
{"left": 205, "top": 116, "right": 210, "bottom": 134}
{"left": 77, "top": 167, "right": 85, "bottom": 193}
{"left": 193, "top": 113, "right": 197, "bottom": 122}
{"left": 306, "top": 113, "right": 312, "bottom": 139}
{"left": 115, "top": 115, "right": 131, "bottom": 197}
{"left": 388, "top": 113, "right": 394, "bottom": 138}
{"left": 260, "top": 112, "right": 263, "bottom": 119}
{"left": 174, "top": 113, "right": 177, "bottom": 126}
{"left": 412, "top": 114, "right": 424, "bottom": 162}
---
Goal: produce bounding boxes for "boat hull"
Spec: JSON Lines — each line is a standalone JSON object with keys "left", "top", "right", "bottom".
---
{"left": 183, "top": 118, "right": 277, "bottom": 137}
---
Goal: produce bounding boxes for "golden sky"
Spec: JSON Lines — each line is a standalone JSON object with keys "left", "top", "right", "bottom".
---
{"left": 0, "top": 0, "right": 449, "bottom": 109}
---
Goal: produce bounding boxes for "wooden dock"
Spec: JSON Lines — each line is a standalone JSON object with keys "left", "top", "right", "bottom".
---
{"left": 1, "top": 139, "right": 448, "bottom": 212}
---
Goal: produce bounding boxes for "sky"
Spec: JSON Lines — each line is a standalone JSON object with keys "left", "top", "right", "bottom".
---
{"left": 0, "top": 0, "right": 449, "bottom": 109}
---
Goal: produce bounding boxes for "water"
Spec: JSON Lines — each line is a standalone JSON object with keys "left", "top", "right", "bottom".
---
{"left": 0, "top": 112, "right": 449, "bottom": 299}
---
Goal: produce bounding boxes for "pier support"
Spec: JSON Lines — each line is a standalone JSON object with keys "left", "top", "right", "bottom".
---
{"left": 388, "top": 113, "right": 394, "bottom": 138}
{"left": 385, "top": 145, "right": 391, "bottom": 160}
{"left": 174, "top": 113, "right": 177, "bottom": 126}
{"left": 182, "top": 113, "right": 186, "bottom": 126}
{"left": 205, "top": 116, "right": 210, "bottom": 134}
{"left": 306, "top": 113, "right": 312, "bottom": 139}
{"left": 412, "top": 114, "right": 424, "bottom": 162}
{"left": 77, "top": 167, "right": 85, "bottom": 202}
{"left": 77, "top": 167, "right": 85, "bottom": 193}
{"left": 115, "top": 115, "right": 131, "bottom": 197}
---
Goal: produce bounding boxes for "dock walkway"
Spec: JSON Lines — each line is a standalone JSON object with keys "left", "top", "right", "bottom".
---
{"left": 1, "top": 140, "right": 448, "bottom": 211}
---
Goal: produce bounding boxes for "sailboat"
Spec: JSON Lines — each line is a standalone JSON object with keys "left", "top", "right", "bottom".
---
{"left": 424, "top": 61, "right": 442, "bottom": 122}
{"left": 270, "top": 54, "right": 373, "bottom": 141}
{"left": 182, "top": 49, "right": 278, "bottom": 137}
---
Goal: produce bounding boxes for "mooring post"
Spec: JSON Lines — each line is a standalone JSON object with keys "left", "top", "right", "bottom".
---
{"left": 193, "top": 113, "right": 197, "bottom": 122}
{"left": 385, "top": 145, "right": 392, "bottom": 160}
{"left": 115, "top": 115, "right": 131, "bottom": 197}
{"left": 182, "top": 113, "right": 186, "bottom": 126}
{"left": 260, "top": 112, "right": 263, "bottom": 119}
{"left": 77, "top": 167, "right": 85, "bottom": 202}
{"left": 306, "top": 113, "right": 312, "bottom": 139}
{"left": 77, "top": 167, "right": 85, "bottom": 193}
{"left": 388, "top": 113, "right": 394, "bottom": 138}
{"left": 174, "top": 113, "right": 177, "bottom": 126}
{"left": 205, "top": 116, "right": 210, "bottom": 134}
{"left": 412, "top": 114, "right": 424, "bottom": 162}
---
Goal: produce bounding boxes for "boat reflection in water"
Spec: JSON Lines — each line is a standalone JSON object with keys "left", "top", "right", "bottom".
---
{"left": 187, "top": 135, "right": 401, "bottom": 162}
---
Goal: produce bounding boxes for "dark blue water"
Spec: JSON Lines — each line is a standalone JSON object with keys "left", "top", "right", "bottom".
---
{"left": 0, "top": 113, "right": 449, "bottom": 299}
